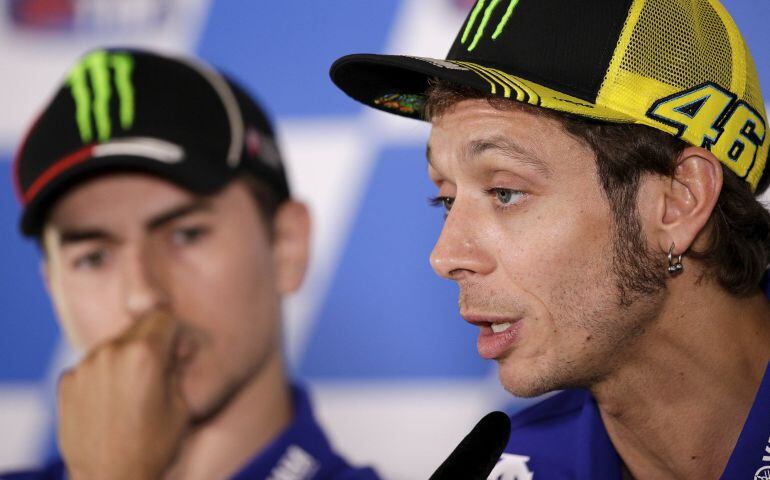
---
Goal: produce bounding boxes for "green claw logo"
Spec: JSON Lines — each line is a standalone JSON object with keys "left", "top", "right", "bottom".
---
{"left": 461, "top": 0, "right": 520, "bottom": 52}
{"left": 67, "top": 50, "right": 135, "bottom": 143}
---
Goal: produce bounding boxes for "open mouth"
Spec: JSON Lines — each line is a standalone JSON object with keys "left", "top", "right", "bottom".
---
{"left": 462, "top": 315, "right": 523, "bottom": 360}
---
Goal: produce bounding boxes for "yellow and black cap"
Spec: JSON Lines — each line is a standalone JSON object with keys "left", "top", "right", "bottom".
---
{"left": 331, "top": 0, "right": 768, "bottom": 192}
{"left": 15, "top": 48, "right": 289, "bottom": 236}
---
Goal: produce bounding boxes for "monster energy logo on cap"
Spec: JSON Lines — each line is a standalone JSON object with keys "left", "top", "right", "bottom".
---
{"left": 461, "top": 0, "right": 521, "bottom": 52}
{"left": 68, "top": 50, "right": 135, "bottom": 143}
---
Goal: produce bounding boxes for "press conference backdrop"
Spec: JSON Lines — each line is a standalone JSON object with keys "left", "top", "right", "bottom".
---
{"left": 0, "top": 1, "right": 767, "bottom": 478}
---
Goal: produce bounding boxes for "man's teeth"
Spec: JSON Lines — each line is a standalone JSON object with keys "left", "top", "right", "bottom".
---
{"left": 491, "top": 322, "right": 512, "bottom": 334}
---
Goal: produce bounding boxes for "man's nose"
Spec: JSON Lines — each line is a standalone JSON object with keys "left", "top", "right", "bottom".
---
{"left": 429, "top": 198, "right": 494, "bottom": 281}
{"left": 122, "top": 244, "right": 170, "bottom": 319}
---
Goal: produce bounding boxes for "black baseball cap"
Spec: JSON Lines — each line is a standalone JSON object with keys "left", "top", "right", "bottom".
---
{"left": 15, "top": 47, "right": 290, "bottom": 236}
{"left": 331, "top": 0, "right": 768, "bottom": 192}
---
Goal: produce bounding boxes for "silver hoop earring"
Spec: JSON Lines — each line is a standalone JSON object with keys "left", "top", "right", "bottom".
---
{"left": 667, "top": 243, "right": 683, "bottom": 275}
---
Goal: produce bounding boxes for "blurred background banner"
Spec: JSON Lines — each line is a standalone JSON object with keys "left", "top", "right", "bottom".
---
{"left": 0, "top": 1, "right": 767, "bottom": 478}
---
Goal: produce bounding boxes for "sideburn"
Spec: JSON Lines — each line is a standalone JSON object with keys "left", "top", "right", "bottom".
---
{"left": 606, "top": 176, "right": 667, "bottom": 308}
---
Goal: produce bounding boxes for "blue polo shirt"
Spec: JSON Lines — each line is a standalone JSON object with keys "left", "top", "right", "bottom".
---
{"left": 0, "top": 385, "right": 379, "bottom": 480}
{"left": 489, "top": 362, "right": 770, "bottom": 479}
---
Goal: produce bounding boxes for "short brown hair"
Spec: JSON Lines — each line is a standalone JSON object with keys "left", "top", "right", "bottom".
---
{"left": 237, "top": 172, "right": 286, "bottom": 239}
{"left": 424, "top": 80, "right": 770, "bottom": 296}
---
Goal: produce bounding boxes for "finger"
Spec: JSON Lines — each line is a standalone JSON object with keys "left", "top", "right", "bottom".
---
{"left": 119, "top": 311, "right": 181, "bottom": 369}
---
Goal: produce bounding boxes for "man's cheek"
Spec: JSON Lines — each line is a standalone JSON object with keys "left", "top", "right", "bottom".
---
{"left": 66, "top": 301, "right": 131, "bottom": 353}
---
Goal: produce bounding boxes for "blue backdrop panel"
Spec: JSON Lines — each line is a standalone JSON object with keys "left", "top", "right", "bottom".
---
{"left": 0, "top": 158, "right": 59, "bottom": 381}
{"left": 197, "top": 0, "right": 402, "bottom": 117}
{"left": 299, "top": 146, "right": 490, "bottom": 379}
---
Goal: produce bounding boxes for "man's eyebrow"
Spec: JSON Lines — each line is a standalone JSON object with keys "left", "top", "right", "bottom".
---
{"left": 59, "top": 229, "right": 115, "bottom": 245}
{"left": 468, "top": 136, "right": 553, "bottom": 179}
{"left": 426, "top": 144, "right": 433, "bottom": 168}
{"left": 54, "top": 199, "right": 213, "bottom": 246}
{"left": 145, "top": 199, "right": 214, "bottom": 231}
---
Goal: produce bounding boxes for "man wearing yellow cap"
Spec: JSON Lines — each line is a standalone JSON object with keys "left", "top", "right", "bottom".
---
{"left": 332, "top": 0, "right": 770, "bottom": 477}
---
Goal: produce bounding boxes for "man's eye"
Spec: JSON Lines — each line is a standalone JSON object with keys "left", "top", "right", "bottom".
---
{"left": 487, "top": 188, "right": 523, "bottom": 207}
{"left": 171, "top": 227, "right": 208, "bottom": 246}
{"left": 73, "top": 250, "right": 107, "bottom": 270}
{"left": 428, "top": 196, "right": 455, "bottom": 213}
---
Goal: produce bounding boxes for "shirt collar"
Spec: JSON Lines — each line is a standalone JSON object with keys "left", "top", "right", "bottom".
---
{"left": 230, "top": 384, "right": 344, "bottom": 480}
{"left": 720, "top": 361, "right": 770, "bottom": 478}
{"left": 582, "top": 360, "right": 770, "bottom": 479}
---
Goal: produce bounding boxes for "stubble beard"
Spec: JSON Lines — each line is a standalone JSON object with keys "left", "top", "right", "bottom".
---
{"left": 509, "top": 205, "right": 669, "bottom": 398}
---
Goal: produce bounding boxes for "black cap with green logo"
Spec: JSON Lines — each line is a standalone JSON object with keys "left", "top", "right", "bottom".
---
{"left": 15, "top": 48, "right": 290, "bottom": 236}
{"left": 331, "top": 0, "right": 768, "bottom": 193}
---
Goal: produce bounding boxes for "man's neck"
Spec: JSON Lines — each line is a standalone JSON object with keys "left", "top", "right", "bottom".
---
{"left": 591, "top": 277, "right": 770, "bottom": 479}
{"left": 165, "top": 351, "right": 293, "bottom": 480}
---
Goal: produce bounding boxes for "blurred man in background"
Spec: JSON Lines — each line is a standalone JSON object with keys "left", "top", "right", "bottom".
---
{"left": 3, "top": 48, "right": 378, "bottom": 480}
{"left": 331, "top": 0, "right": 770, "bottom": 477}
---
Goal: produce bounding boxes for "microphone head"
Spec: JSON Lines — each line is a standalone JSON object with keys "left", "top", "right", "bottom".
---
{"left": 429, "top": 410, "right": 511, "bottom": 480}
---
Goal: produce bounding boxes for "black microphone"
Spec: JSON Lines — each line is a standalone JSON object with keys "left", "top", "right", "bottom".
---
{"left": 429, "top": 411, "right": 511, "bottom": 480}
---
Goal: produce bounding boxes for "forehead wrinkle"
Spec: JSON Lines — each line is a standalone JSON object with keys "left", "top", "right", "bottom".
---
{"left": 467, "top": 135, "right": 553, "bottom": 179}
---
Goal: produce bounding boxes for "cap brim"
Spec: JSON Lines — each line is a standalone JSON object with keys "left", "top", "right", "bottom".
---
{"left": 20, "top": 153, "right": 234, "bottom": 236}
{"left": 330, "top": 54, "right": 635, "bottom": 122}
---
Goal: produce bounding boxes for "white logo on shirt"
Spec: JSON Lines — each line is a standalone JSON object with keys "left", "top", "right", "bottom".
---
{"left": 487, "top": 453, "right": 534, "bottom": 480}
{"left": 267, "top": 445, "right": 320, "bottom": 480}
{"left": 755, "top": 466, "right": 770, "bottom": 480}
{"left": 762, "top": 436, "right": 770, "bottom": 462}
{"left": 757, "top": 437, "right": 770, "bottom": 480}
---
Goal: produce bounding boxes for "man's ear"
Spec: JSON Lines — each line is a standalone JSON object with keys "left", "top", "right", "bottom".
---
{"left": 271, "top": 200, "right": 311, "bottom": 295}
{"left": 655, "top": 146, "right": 723, "bottom": 254}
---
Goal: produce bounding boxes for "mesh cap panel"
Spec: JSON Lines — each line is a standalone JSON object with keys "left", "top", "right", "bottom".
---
{"left": 619, "top": 0, "right": 733, "bottom": 92}
{"left": 599, "top": 0, "right": 767, "bottom": 189}
{"left": 744, "top": 45, "right": 763, "bottom": 110}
